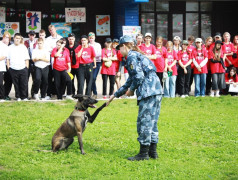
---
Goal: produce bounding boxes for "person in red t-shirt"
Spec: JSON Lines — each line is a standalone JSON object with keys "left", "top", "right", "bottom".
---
{"left": 192, "top": 38, "right": 208, "bottom": 97}
{"left": 164, "top": 41, "right": 178, "bottom": 98}
{"left": 143, "top": 33, "right": 156, "bottom": 61}
{"left": 101, "top": 38, "right": 117, "bottom": 99}
{"left": 232, "top": 35, "right": 238, "bottom": 71}
{"left": 224, "top": 67, "right": 238, "bottom": 95}
{"left": 51, "top": 39, "right": 71, "bottom": 100}
{"left": 222, "top": 32, "right": 235, "bottom": 70}
{"left": 75, "top": 35, "right": 96, "bottom": 96}
{"left": 187, "top": 36, "right": 196, "bottom": 93}
{"left": 154, "top": 36, "right": 167, "bottom": 86}
{"left": 208, "top": 40, "right": 226, "bottom": 97}
{"left": 177, "top": 40, "right": 193, "bottom": 97}
{"left": 112, "top": 39, "right": 121, "bottom": 90}
{"left": 136, "top": 33, "right": 145, "bottom": 52}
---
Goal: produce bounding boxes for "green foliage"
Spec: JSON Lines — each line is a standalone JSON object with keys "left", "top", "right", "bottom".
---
{"left": 0, "top": 97, "right": 237, "bottom": 179}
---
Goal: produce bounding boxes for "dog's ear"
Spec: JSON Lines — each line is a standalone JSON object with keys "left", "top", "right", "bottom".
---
{"left": 73, "top": 94, "right": 84, "bottom": 101}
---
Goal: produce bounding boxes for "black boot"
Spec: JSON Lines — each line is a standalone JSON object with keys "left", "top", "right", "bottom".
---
{"left": 149, "top": 143, "right": 158, "bottom": 159}
{"left": 127, "top": 144, "right": 149, "bottom": 161}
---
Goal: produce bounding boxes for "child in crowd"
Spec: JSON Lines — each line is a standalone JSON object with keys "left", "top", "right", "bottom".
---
{"left": 224, "top": 67, "right": 238, "bottom": 95}
{"left": 192, "top": 38, "right": 208, "bottom": 97}
{"left": 177, "top": 40, "right": 192, "bottom": 97}
{"left": 222, "top": 32, "right": 235, "bottom": 71}
{"left": 101, "top": 38, "right": 117, "bottom": 99}
{"left": 164, "top": 41, "right": 178, "bottom": 98}
{"left": 232, "top": 35, "right": 238, "bottom": 72}
{"left": 136, "top": 33, "right": 145, "bottom": 52}
{"left": 208, "top": 40, "right": 226, "bottom": 97}
{"left": 173, "top": 36, "right": 182, "bottom": 53}
{"left": 112, "top": 38, "right": 121, "bottom": 90}
{"left": 154, "top": 36, "right": 168, "bottom": 86}
{"left": 143, "top": 33, "right": 156, "bottom": 61}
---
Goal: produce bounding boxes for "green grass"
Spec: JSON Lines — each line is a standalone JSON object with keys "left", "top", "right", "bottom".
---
{"left": 0, "top": 96, "right": 237, "bottom": 179}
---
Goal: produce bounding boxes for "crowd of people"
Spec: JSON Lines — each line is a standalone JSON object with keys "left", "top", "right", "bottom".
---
{"left": 0, "top": 25, "right": 238, "bottom": 102}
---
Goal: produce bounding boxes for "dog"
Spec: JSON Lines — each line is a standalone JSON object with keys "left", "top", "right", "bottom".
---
{"left": 52, "top": 95, "right": 106, "bottom": 154}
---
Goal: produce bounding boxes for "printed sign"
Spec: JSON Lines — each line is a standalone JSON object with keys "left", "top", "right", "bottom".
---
{"left": 122, "top": 26, "right": 141, "bottom": 39}
{"left": 51, "top": 23, "right": 72, "bottom": 38}
{"left": 65, "top": 8, "right": 86, "bottom": 23}
{"left": 26, "top": 11, "right": 41, "bottom": 32}
{"left": 0, "top": 7, "right": 5, "bottom": 22}
{"left": 96, "top": 15, "right": 110, "bottom": 36}
{"left": 0, "top": 22, "right": 19, "bottom": 37}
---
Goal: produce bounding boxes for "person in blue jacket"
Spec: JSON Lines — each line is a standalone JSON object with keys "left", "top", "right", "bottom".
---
{"left": 107, "top": 35, "right": 163, "bottom": 161}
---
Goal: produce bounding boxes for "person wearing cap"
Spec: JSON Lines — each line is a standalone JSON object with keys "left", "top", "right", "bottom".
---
{"left": 192, "top": 38, "right": 208, "bottom": 97}
{"left": 75, "top": 35, "right": 96, "bottom": 96}
{"left": 164, "top": 41, "right": 178, "bottom": 98}
{"left": 45, "top": 25, "right": 63, "bottom": 100}
{"left": 88, "top": 32, "right": 102, "bottom": 99}
{"left": 222, "top": 32, "right": 235, "bottom": 71}
{"left": 100, "top": 38, "right": 117, "bottom": 99}
{"left": 107, "top": 35, "right": 163, "bottom": 161}
{"left": 143, "top": 33, "right": 156, "bottom": 61}
{"left": 112, "top": 38, "right": 122, "bottom": 90}
{"left": 173, "top": 36, "right": 182, "bottom": 53}
{"left": 208, "top": 40, "right": 226, "bottom": 97}
{"left": 154, "top": 36, "right": 168, "bottom": 86}
{"left": 65, "top": 33, "right": 80, "bottom": 96}
{"left": 177, "top": 40, "right": 193, "bottom": 98}
{"left": 7, "top": 33, "right": 30, "bottom": 101}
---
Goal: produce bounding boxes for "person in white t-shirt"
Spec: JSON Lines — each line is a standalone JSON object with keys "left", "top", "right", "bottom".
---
{"left": 0, "top": 41, "right": 8, "bottom": 101}
{"left": 7, "top": 33, "right": 30, "bottom": 101}
{"left": 45, "top": 25, "right": 62, "bottom": 100}
{"left": 32, "top": 38, "right": 50, "bottom": 100}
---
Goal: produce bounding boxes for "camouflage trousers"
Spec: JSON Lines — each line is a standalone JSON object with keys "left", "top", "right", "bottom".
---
{"left": 137, "top": 95, "right": 162, "bottom": 146}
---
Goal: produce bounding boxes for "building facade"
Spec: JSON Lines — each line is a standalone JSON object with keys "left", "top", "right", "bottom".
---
{"left": 1, "top": 0, "right": 237, "bottom": 44}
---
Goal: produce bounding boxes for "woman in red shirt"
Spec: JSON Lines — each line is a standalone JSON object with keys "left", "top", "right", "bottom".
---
{"left": 224, "top": 67, "right": 238, "bottom": 95}
{"left": 233, "top": 35, "right": 238, "bottom": 72}
{"left": 154, "top": 36, "right": 167, "bottom": 86}
{"left": 101, "top": 38, "right": 117, "bottom": 99}
{"left": 177, "top": 40, "right": 193, "bottom": 97}
{"left": 51, "top": 39, "right": 71, "bottom": 100}
{"left": 143, "top": 33, "right": 156, "bottom": 61}
{"left": 205, "top": 36, "right": 213, "bottom": 95}
{"left": 208, "top": 40, "right": 226, "bottom": 97}
{"left": 192, "top": 38, "right": 208, "bottom": 97}
{"left": 76, "top": 35, "right": 96, "bottom": 96}
{"left": 112, "top": 39, "right": 121, "bottom": 90}
{"left": 222, "top": 32, "right": 235, "bottom": 70}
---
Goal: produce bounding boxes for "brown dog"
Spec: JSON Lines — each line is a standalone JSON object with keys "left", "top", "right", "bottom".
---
{"left": 52, "top": 95, "right": 106, "bottom": 154}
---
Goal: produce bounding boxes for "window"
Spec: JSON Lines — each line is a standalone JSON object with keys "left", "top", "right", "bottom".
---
{"left": 141, "top": 13, "right": 155, "bottom": 38}
{"left": 186, "top": 13, "right": 198, "bottom": 39}
{"left": 173, "top": 14, "right": 183, "bottom": 39}
{"left": 141, "top": 1, "right": 154, "bottom": 11}
{"left": 186, "top": 2, "right": 198, "bottom": 11}
{"left": 157, "top": 14, "right": 168, "bottom": 39}
{"left": 201, "top": 14, "right": 211, "bottom": 40}
{"left": 201, "top": 2, "right": 212, "bottom": 12}
{"left": 156, "top": 1, "right": 168, "bottom": 12}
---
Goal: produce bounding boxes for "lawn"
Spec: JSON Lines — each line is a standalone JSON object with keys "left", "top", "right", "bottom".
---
{"left": 0, "top": 96, "right": 237, "bottom": 179}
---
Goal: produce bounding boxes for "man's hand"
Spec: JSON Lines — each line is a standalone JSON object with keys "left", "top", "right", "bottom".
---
{"left": 126, "top": 90, "right": 134, "bottom": 97}
{"left": 106, "top": 95, "right": 115, "bottom": 106}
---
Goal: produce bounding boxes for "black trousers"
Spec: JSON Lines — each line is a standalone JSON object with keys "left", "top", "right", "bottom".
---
{"left": 9, "top": 68, "right": 28, "bottom": 99}
{"left": 62, "top": 71, "right": 72, "bottom": 96}
{"left": 53, "top": 69, "right": 71, "bottom": 99}
{"left": 0, "top": 72, "right": 4, "bottom": 99}
{"left": 206, "top": 70, "right": 212, "bottom": 95}
{"left": 189, "top": 69, "right": 194, "bottom": 92}
{"left": 4, "top": 66, "right": 12, "bottom": 97}
{"left": 178, "top": 65, "right": 191, "bottom": 95}
{"left": 28, "top": 61, "right": 35, "bottom": 97}
{"left": 71, "top": 67, "right": 80, "bottom": 95}
{"left": 47, "top": 65, "right": 56, "bottom": 96}
{"left": 34, "top": 66, "right": 49, "bottom": 98}
{"left": 102, "top": 74, "right": 115, "bottom": 96}
{"left": 156, "top": 72, "right": 163, "bottom": 87}
{"left": 78, "top": 63, "right": 93, "bottom": 96}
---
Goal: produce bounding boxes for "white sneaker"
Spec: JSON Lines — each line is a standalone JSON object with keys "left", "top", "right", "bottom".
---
{"left": 45, "top": 96, "right": 51, "bottom": 100}
{"left": 22, "top": 98, "right": 29, "bottom": 101}
{"left": 34, "top": 94, "right": 40, "bottom": 101}
{"left": 65, "top": 95, "right": 74, "bottom": 100}
{"left": 41, "top": 98, "right": 46, "bottom": 101}
{"left": 17, "top": 98, "right": 21, "bottom": 101}
{"left": 0, "top": 99, "right": 5, "bottom": 102}
{"left": 210, "top": 92, "right": 214, "bottom": 97}
{"left": 185, "top": 95, "right": 189, "bottom": 97}
{"left": 180, "top": 95, "right": 185, "bottom": 98}
{"left": 215, "top": 92, "right": 220, "bottom": 97}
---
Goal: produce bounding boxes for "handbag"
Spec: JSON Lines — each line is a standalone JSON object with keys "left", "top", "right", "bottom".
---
{"left": 105, "top": 60, "right": 112, "bottom": 68}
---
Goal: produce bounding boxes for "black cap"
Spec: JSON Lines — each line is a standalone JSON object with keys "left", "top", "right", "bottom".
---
{"left": 113, "top": 38, "right": 119, "bottom": 43}
{"left": 28, "top": 30, "right": 35, "bottom": 35}
{"left": 215, "top": 40, "right": 223, "bottom": 45}
{"left": 105, "top": 38, "right": 112, "bottom": 43}
{"left": 68, "top": 33, "right": 75, "bottom": 37}
{"left": 81, "top": 35, "right": 88, "bottom": 39}
{"left": 214, "top": 32, "right": 221, "bottom": 38}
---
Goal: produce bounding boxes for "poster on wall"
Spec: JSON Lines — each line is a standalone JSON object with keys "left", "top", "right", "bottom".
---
{"left": 0, "top": 22, "right": 19, "bottom": 37}
{"left": 96, "top": 15, "right": 110, "bottom": 36}
{"left": 26, "top": 11, "right": 41, "bottom": 32}
{"left": 65, "top": 8, "right": 86, "bottom": 23}
{"left": 51, "top": 23, "right": 72, "bottom": 37}
{"left": 122, "top": 26, "right": 141, "bottom": 39}
{"left": 0, "top": 7, "right": 6, "bottom": 22}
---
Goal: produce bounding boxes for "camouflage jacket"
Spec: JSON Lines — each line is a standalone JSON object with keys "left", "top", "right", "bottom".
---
{"left": 114, "top": 50, "right": 163, "bottom": 100}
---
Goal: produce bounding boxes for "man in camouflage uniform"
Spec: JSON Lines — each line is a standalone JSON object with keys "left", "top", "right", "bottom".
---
{"left": 107, "top": 35, "right": 163, "bottom": 161}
